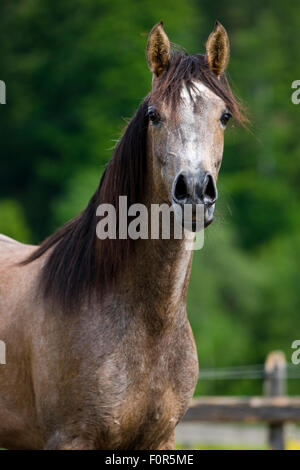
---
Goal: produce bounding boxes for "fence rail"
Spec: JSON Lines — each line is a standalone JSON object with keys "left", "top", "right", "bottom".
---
{"left": 183, "top": 396, "right": 300, "bottom": 423}
{"left": 183, "top": 351, "right": 300, "bottom": 450}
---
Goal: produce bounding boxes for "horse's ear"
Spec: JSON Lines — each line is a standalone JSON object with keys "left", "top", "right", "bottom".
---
{"left": 146, "top": 21, "right": 171, "bottom": 78}
{"left": 206, "top": 21, "right": 230, "bottom": 78}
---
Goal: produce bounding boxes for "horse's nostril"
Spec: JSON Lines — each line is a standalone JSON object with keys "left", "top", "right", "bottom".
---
{"left": 174, "top": 173, "right": 188, "bottom": 202}
{"left": 203, "top": 173, "right": 217, "bottom": 204}
{"left": 173, "top": 171, "right": 217, "bottom": 206}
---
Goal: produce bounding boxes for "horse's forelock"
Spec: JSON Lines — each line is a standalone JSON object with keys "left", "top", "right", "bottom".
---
{"left": 151, "top": 51, "right": 247, "bottom": 125}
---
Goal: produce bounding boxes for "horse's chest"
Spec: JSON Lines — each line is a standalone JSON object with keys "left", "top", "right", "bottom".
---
{"left": 98, "top": 336, "right": 198, "bottom": 449}
{"left": 107, "top": 382, "right": 185, "bottom": 449}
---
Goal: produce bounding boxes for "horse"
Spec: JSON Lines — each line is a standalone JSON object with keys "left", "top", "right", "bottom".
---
{"left": 0, "top": 21, "right": 245, "bottom": 450}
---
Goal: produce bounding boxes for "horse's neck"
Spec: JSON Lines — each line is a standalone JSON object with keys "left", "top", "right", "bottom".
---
{"left": 133, "top": 236, "right": 193, "bottom": 306}
{"left": 121, "top": 190, "right": 194, "bottom": 327}
{"left": 121, "top": 237, "right": 193, "bottom": 330}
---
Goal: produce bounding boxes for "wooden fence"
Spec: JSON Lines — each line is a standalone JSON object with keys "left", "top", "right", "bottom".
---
{"left": 182, "top": 351, "right": 300, "bottom": 450}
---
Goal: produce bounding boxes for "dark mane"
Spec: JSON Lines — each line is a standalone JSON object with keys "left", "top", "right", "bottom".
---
{"left": 21, "top": 51, "right": 246, "bottom": 312}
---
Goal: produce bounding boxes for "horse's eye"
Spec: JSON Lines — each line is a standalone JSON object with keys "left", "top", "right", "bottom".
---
{"left": 148, "top": 106, "right": 161, "bottom": 125}
{"left": 220, "top": 111, "right": 232, "bottom": 127}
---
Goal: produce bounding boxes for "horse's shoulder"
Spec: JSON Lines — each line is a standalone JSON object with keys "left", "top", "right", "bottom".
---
{"left": 0, "top": 234, "right": 37, "bottom": 261}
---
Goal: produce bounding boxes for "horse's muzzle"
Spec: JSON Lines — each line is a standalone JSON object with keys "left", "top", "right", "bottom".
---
{"left": 172, "top": 169, "right": 218, "bottom": 229}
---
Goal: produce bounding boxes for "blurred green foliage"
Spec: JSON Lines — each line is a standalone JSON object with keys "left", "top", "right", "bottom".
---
{"left": 0, "top": 0, "right": 299, "bottom": 395}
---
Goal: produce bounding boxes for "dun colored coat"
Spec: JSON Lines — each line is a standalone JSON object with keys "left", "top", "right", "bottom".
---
{"left": 0, "top": 22, "right": 244, "bottom": 449}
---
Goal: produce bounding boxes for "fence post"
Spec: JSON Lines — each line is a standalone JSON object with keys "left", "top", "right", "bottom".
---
{"left": 264, "top": 351, "right": 287, "bottom": 450}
